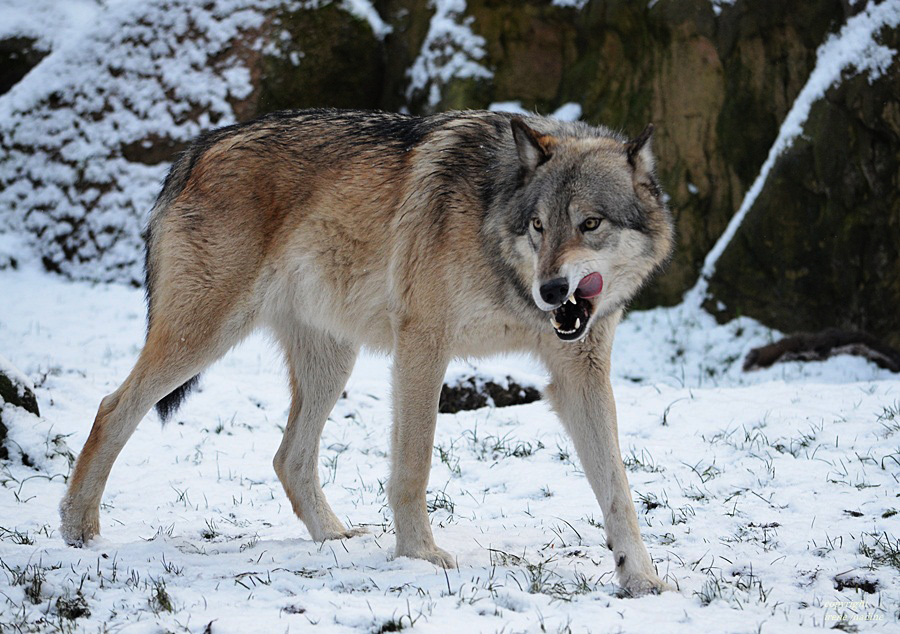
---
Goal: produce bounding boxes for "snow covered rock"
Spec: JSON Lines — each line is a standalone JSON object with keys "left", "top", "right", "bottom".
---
{"left": 0, "top": 0, "right": 274, "bottom": 283}
{"left": 0, "top": 354, "right": 39, "bottom": 460}
{"left": 706, "top": 7, "right": 900, "bottom": 347}
{"left": 439, "top": 374, "right": 540, "bottom": 413}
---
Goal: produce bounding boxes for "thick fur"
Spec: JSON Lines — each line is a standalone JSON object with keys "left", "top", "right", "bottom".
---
{"left": 60, "top": 109, "right": 675, "bottom": 596}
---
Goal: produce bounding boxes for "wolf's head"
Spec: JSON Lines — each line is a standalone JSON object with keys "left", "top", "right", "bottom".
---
{"left": 506, "top": 116, "right": 674, "bottom": 342}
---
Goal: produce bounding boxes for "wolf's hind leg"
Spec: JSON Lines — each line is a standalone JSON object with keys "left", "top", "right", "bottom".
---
{"left": 60, "top": 319, "right": 240, "bottom": 546}
{"left": 387, "top": 331, "right": 454, "bottom": 568}
{"left": 272, "top": 324, "right": 362, "bottom": 541}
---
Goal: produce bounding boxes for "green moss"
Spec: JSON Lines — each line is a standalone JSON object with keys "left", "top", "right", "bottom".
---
{"left": 378, "top": 0, "right": 435, "bottom": 111}
{"left": 465, "top": 0, "right": 577, "bottom": 113}
{"left": 257, "top": 3, "right": 384, "bottom": 113}
{"left": 716, "top": 56, "right": 778, "bottom": 187}
{"left": 707, "top": 61, "right": 900, "bottom": 347}
{"left": 440, "top": 77, "right": 493, "bottom": 112}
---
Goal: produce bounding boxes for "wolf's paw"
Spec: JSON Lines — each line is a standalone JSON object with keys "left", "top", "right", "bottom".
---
{"left": 319, "top": 526, "right": 368, "bottom": 541}
{"left": 616, "top": 570, "right": 672, "bottom": 597}
{"left": 395, "top": 544, "right": 457, "bottom": 569}
{"left": 308, "top": 512, "right": 368, "bottom": 542}
{"left": 59, "top": 499, "right": 100, "bottom": 547}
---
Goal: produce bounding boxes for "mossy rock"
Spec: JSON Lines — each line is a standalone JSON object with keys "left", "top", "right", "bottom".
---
{"left": 378, "top": 0, "right": 436, "bottom": 112}
{"left": 604, "top": 0, "right": 842, "bottom": 307}
{"left": 706, "top": 27, "right": 900, "bottom": 347}
{"left": 256, "top": 2, "right": 385, "bottom": 113}
{"left": 464, "top": 0, "right": 579, "bottom": 113}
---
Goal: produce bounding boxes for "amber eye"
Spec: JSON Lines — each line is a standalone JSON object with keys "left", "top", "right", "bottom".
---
{"left": 531, "top": 217, "right": 543, "bottom": 232}
{"left": 581, "top": 217, "right": 601, "bottom": 232}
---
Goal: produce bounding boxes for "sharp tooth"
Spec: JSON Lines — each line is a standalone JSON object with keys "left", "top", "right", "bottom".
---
{"left": 567, "top": 294, "right": 576, "bottom": 305}
{"left": 550, "top": 317, "right": 561, "bottom": 329}
{"left": 574, "top": 318, "right": 581, "bottom": 329}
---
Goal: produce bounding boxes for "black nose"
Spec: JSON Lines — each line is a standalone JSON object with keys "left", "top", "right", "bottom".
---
{"left": 539, "top": 277, "right": 569, "bottom": 306}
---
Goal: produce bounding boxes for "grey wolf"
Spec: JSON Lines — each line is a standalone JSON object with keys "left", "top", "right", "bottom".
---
{"left": 59, "top": 109, "right": 675, "bottom": 596}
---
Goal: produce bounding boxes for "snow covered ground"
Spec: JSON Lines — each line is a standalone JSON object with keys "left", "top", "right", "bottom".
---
{"left": 1, "top": 266, "right": 898, "bottom": 632}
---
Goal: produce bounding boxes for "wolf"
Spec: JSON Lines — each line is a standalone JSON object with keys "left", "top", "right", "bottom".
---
{"left": 59, "top": 109, "right": 675, "bottom": 596}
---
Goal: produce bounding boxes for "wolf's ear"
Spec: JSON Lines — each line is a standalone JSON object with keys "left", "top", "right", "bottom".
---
{"left": 625, "top": 123, "right": 655, "bottom": 172}
{"left": 511, "top": 117, "right": 554, "bottom": 178}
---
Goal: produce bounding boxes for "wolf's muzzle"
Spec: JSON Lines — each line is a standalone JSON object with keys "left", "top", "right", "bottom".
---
{"left": 539, "top": 277, "right": 569, "bottom": 307}
{"left": 538, "top": 273, "right": 605, "bottom": 341}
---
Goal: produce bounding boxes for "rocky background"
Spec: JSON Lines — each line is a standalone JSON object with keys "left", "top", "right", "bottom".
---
{"left": 0, "top": 0, "right": 897, "bottom": 345}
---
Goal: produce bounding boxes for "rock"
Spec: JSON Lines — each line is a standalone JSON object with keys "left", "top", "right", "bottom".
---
{"left": 439, "top": 375, "right": 541, "bottom": 414}
{"left": 577, "top": 0, "right": 841, "bottom": 306}
{"left": 706, "top": 25, "right": 900, "bottom": 347}
{"left": 0, "top": 37, "right": 47, "bottom": 96}
{"left": 0, "top": 355, "right": 40, "bottom": 460}
{"left": 833, "top": 574, "right": 879, "bottom": 595}
{"left": 743, "top": 330, "right": 900, "bottom": 373}
{"left": 0, "top": 1, "right": 279, "bottom": 283}
{"left": 398, "top": 0, "right": 492, "bottom": 113}
{"left": 255, "top": 2, "right": 385, "bottom": 112}
{"left": 378, "top": 0, "right": 436, "bottom": 111}
{"left": 462, "top": 0, "right": 578, "bottom": 113}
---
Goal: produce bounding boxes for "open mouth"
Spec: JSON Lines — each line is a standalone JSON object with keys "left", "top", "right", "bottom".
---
{"left": 550, "top": 273, "right": 603, "bottom": 341}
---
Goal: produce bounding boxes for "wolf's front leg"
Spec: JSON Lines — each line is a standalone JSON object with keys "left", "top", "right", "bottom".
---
{"left": 542, "top": 333, "right": 669, "bottom": 596}
{"left": 387, "top": 331, "right": 455, "bottom": 568}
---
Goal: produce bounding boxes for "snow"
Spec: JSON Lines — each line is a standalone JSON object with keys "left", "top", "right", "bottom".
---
{"left": 551, "top": 0, "right": 589, "bottom": 9}
{"left": 489, "top": 100, "right": 532, "bottom": 115}
{"left": 710, "top": 0, "right": 736, "bottom": 17}
{"left": 1, "top": 265, "right": 898, "bottom": 632}
{"left": 406, "top": 0, "right": 492, "bottom": 109}
{"left": 688, "top": 0, "right": 900, "bottom": 306}
{"left": 341, "top": 0, "right": 392, "bottom": 40}
{"left": 549, "top": 103, "right": 582, "bottom": 122}
{"left": 489, "top": 101, "right": 583, "bottom": 122}
{"left": 0, "top": 0, "right": 100, "bottom": 49}
{"left": 0, "top": 353, "right": 33, "bottom": 397}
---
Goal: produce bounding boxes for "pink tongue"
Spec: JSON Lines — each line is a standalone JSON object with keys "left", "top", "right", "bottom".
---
{"left": 576, "top": 273, "right": 603, "bottom": 298}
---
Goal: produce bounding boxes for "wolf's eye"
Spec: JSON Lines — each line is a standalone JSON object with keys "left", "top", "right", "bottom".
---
{"left": 531, "top": 217, "right": 543, "bottom": 232}
{"left": 581, "top": 217, "right": 601, "bottom": 232}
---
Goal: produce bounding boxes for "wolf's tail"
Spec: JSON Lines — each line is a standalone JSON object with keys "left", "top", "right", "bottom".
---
{"left": 144, "top": 213, "right": 203, "bottom": 423}
{"left": 142, "top": 141, "right": 212, "bottom": 424}
{"left": 154, "top": 375, "right": 200, "bottom": 423}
